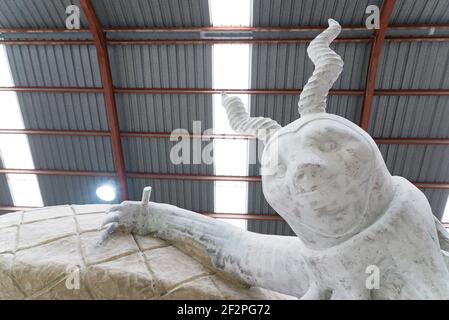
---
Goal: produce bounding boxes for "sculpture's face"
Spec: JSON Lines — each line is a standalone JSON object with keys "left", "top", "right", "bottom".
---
{"left": 261, "top": 117, "right": 376, "bottom": 238}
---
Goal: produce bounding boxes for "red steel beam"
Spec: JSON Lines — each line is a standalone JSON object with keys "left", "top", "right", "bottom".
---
{"left": 1, "top": 23, "right": 449, "bottom": 34}
{"left": 360, "top": 0, "right": 396, "bottom": 130}
{"left": 2, "top": 129, "right": 449, "bottom": 145}
{"left": 385, "top": 36, "right": 449, "bottom": 43}
{"left": 2, "top": 36, "right": 449, "bottom": 46}
{"left": 3, "top": 86, "right": 449, "bottom": 96}
{"left": 126, "top": 172, "right": 263, "bottom": 182}
{"left": 0, "top": 38, "right": 370, "bottom": 45}
{"left": 0, "top": 129, "right": 111, "bottom": 137}
{"left": 0, "top": 168, "right": 115, "bottom": 177}
{"left": 374, "top": 138, "right": 449, "bottom": 145}
{"left": 80, "top": 0, "right": 128, "bottom": 201}
{"left": 0, "top": 86, "right": 103, "bottom": 93}
{"left": 0, "top": 86, "right": 362, "bottom": 95}
{"left": 374, "top": 89, "right": 449, "bottom": 96}
{"left": 0, "top": 168, "right": 448, "bottom": 189}
{"left": 121, "top": 131, "right": 256, "bottom": 140}
{"left": 414, "top": 183, "right": 449, "bottom": 189}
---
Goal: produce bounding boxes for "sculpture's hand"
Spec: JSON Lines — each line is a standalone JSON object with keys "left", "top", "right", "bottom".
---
{"left": 99, "top": 200, "right": 152, "bottom": 244}
{"left": 99, "top": 186, "right": 153, "bottom": 244}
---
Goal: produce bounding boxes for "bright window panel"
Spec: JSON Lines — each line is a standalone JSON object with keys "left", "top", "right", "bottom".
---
{"left": 443, "top": 195, "right": 449, "bottom": 223}
{"left": 215, "top": 181, "right": 247, "bottom": 230}
{"left": 210, "top": 0, "right": 251, "bottom": 26}
{"left": 0, "top": 45, "right": 43, "bottom": 207}
{"left": 212, "top": 43, "right": 250, "bottom": 230}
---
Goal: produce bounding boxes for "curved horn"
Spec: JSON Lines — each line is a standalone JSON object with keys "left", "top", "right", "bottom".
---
{"left": 222, "top": 93, "right": 281, "bottom": 143}
{"left": 298, "top": 19, "right": 344, "bottom": 116}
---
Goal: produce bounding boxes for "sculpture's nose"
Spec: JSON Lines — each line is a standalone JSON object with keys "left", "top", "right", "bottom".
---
{"left": 292, "top": 163, "right": 328, "bottom": 193}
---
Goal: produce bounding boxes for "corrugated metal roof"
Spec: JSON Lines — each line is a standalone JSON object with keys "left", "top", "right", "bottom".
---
{"left": 116, "top": 94, "right": 213, "bottom": 132}
{"left": 379, "top": 144, "right": 449, "bottom": 183}
{"left": 251, "top": 42, "right": 371, "bottom": 90}
{"left": 0, "top": 0, "right": 209, "bottom": 36}
{"left": 369, "top": 96, "right": 449, "bottom": 138}
{"left": 0, "top": 0, "right": 88, "bottom": 29}
{"left": 252, "top": 0, "right": 383, "bottom": 27}
{"left": 109, "top": 44, "right": 212, "bottom": 88}
{"left": 376, "top": 42, "right": 449, "bottom": 90}
{"left": 37, "top": 175, "right": 119, "bottom": 205}
{"left": 5, "top": 45, "right": 102, "bottom": 87}
{"left": 422, "top": 189, "right": 449, "bottom": 220}
{"left": 122, "top": 137, "right": 213, "bottom": 174}
{"left": 1, "top": 4, "right": 215, "bottom": 217}
{"left": 93, "top": 0, "right": 211, "bottom": 28}
{"left": 27, "top": 135, "right": 115, "bottom": 172}
{"left": 389, "top": 0, "right": 449, "bottom": 25}
{"left": 17, "top": 92, "right": 109, "bottom": 131}
{"left": 128, "top": 178, "right": 214, "bottom": 212}
{"left": 249, "top": 95, "right": 362, "bottom": 127}
{"left": 0, "top": 0, "right": 448, "bottom": 236}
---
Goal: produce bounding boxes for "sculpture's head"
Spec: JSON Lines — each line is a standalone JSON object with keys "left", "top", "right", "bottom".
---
{"left": 262, "top": 113, "right": 393, "bottom": 249}
{"left": 223, "top": 19, "right": 394, "bottom": 249}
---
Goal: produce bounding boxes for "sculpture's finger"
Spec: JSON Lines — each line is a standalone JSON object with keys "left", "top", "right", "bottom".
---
{"left": 100, "top": 212, "right": 120, "bottom": 228}
{"left": 98, "top": 222, "right": 118, "bottom": 245}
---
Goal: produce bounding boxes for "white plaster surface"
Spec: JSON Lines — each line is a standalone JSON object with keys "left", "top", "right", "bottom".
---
{"left": 0, "top": 205, "right": 290, "bottom": 300}
{"left": 96, "top": 19, "right": 449, "bottom": 299}
{"left": 1, "top": 20, "right": 449, "bottom": 300}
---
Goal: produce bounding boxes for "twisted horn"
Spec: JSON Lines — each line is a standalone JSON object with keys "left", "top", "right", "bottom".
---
{"left": 298, "top": 19, "right": 344, "bottom": 116}
{"left": 222, "top": 93, "right": 281, "bottom": 143}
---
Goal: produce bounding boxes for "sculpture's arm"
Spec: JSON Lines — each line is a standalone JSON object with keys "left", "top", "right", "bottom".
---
{"left": 100, "top": 200, "right": 309, "bottom": 298}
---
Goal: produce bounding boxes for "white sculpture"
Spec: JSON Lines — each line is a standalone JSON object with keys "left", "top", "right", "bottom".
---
{"left": 101, "top": 19, "right": 449, "bottom": 299}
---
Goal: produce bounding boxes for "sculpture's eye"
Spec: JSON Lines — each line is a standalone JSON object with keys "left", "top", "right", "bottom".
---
{"left": 274, "top": 162, "right": 287, "bottom": 178}
{"left": 261, "top": 158, "right": 287, "bottom": 178}
{"left": 318, "top": 141, "right": 337, "bottom": 152}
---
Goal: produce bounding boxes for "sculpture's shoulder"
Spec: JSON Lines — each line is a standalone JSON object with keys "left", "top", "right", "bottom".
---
{"left": 0, "top": 205, "right": 290, "bottom": 300}
{"left": 390, "top": 175, "right": 433, "bottom": 220}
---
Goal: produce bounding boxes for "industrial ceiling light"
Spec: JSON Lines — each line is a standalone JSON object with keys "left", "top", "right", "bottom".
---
{"left": 96, "top": 185, "right": 116, "bottom": 202}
